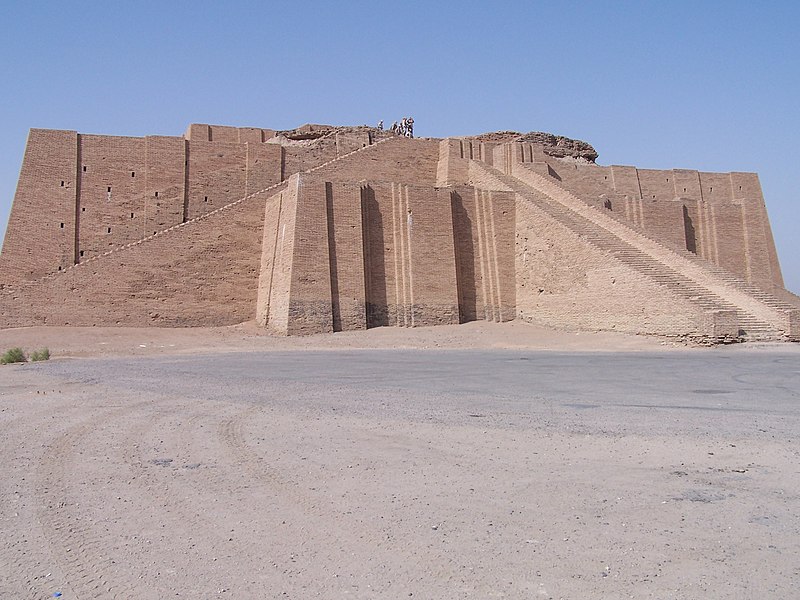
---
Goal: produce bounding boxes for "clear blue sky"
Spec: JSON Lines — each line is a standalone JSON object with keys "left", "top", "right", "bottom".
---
{"left": 1, "top": 1, "right": 798, "bottom": 292}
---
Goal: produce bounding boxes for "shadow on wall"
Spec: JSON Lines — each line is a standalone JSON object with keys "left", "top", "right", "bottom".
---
{"left": 361, "top": 185, "right": 388, "bottom": 327}
{"left": 325, "top": 182, "right": 342, "bottom": 332}
{"left": 683, "top": 204, "right": 697, "bottom": 254}
{"left": 451, "top": 191, "right": 478, "bottom": 323}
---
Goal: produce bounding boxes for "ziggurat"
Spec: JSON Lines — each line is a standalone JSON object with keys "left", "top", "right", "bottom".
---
{"left": 1, "top": 123, "right": 798, "bottom": 343}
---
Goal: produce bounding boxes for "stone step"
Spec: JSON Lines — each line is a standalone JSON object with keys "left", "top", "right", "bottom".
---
{"left": 479, "top": 162, "right": 788, "bottom": 340}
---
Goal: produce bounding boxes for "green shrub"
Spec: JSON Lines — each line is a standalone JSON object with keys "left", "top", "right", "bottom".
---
{"left": 30, "top": 348, "right": 50, "bottom": 362}
{"left": 1, "top": 348, "right": 27, "bottom": 364}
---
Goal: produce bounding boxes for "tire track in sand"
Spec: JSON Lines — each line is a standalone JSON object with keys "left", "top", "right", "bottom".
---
{"left": 116, "top": 399, "right": 293, "bottom": 595}
{"left": 217, "top": 405, "right": 464, "bottom": 593}
{"left": 32, "top": 401, "right": 153, "bottom": 599}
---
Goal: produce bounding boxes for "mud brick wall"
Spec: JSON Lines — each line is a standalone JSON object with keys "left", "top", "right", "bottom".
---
{"left": 284, "top": 177, "right": 335, "bottom": 335}
{"left": 184, "top": 124, "right": 276, "bottom": 143}
{"left": 0, "top": 127, "right": 285, "bottom": 285}
{"left": 450, "top": 185, "right": 516, "bottom": 323}
{"left": 258, "top": 176, "right": 369, "bottom": 335}
{"left": 325, "top": 181, "right": 367, "bottom": 332}
{"left": 311, "top": 138, "right": 440, "bottom": 186}
{"left": 0, "top": 181, "right": 272, "bottom": 328}
{"left": 185, "top": 138, "right": 280, "bottom": 220}
{"left": 0, "top": 123, "right": 793, "bottom": 338}
{"left": 514, "top": 197, "right": 708, "bottom": 337}
{"left": 732, "top": 173, "right": 784, "bottom": 290}
{"left": 282, "top": 143, "right": 338, "bottom": 180}
{"left": 360, "top": 182, "right": 459, "bottom": 329}
{"left": 186, "top": 140, "right": 246, "bottom": 220}
{"left": 0, "top": 129, "right": 78, "bottom": 283}
{"left": 256, "top": 176, "right": 303, "bottom": 333}
{"left": 437, "top": 139, "right": 496, "bottom": 186}
{"left": 519, "top": 156, "right": 783, "bottom": 291}
{"left": 405, "top": 186, "right": 460, "bottom": 326}
{"left": 259, "top": 175, "right": 461, "bottom": 335}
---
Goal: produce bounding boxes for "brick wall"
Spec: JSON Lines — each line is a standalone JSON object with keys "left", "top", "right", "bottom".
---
{"left": 0, "top": 129, "right": 78, "bottom": 283}
{"left": 0, "top": 178, "right": 272, "bottom": 327}
{"left": 257, "top": 174, "right": 466, "bottom": 335}
{"left": 256, "top": 177, "right": 298, "bottom": 332}
{"left": 311, "top": 138, "right": 440, "bottom": 186}
{"left": 515, "top": 197, "right": 708, "bottom": 336}
{"left": 185, "top": 140, "right": 246, "bottom": 220}
{"left": 450, "top": 185, "right": 515, "bottom": 322}
{"left": 360, "top": 181, "right": 459, "bottom": 328}
{"left": 325, "top": 181, "right": 367, "bottom": 332}
{"left": 0, "top": 127, "right": 288, "bottom": 285}
{"left": 0, "top": 125, "right": 794, "bottom": 340}
{"left": 508, "top": 153, "right": 784, "bottom": 291}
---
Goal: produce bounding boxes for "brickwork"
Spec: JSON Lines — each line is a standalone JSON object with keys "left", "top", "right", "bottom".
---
{"left": 0, "top": 176, "right": 270, "bottom": 327}
{"left": 0, "top": 129, "right": 78, "bottom": 282}
{"left": 451, "top": 186, "right": 516, "bottom": 322}
{"left": 0, "top": 122, "right": 797, "bottom": 342}
{"left": 515, "top": 197, "right": 707, "bottom": 336}
{"left": 326, "top": 181, "right": 367, "bottom": 332}
{"left": 475, "top": 143, "right": 786, "bottom": 292}
{"left": 186, "top": 140, "right": 247, "bottom": 220}
{"left": 310, "top": 137, "right": 440, "bottom": 186}
{"left": 256, "top": 178, "right": 298, "bottom": 332}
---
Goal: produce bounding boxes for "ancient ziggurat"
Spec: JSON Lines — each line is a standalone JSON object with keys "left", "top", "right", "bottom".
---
{"left": 1, "top": 123, "right": 798, "bottom": 343}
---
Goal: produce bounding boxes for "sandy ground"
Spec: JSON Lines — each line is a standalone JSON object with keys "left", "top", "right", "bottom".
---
{"left": 0, "top": 321, "right": 687, "bottom": 358}
{"left": 0, "top": 323, "right": 798, "bottom": 599}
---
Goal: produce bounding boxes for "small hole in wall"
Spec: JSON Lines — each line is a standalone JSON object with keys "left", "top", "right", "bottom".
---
{"left": 60, "top": 222, "right": 64, "bottom": 228}
{"left": 60, "top": 180, "right": 65, "bottom": 187}
{"left": 82, "top": 166, "right": 87, "bottom": 172}
{"left": 130, "top": 212, "right": 134, "bottom": 218}
{"left": 82, "top": 207, "right": 86, "bottom": 212}
{"left": 58, "top": 266, "right": 62, "bottom": 271}
{"left": 107, "top": 186, "right": 112, "bottom": 193}
{"left": 710, "top": 187, "right": 713, "bottom": 192}
{"left": 666, "top": 178, "right": 669, "bottom": 182}
{"left": 603, "top": 176, "right": 607, "bottom": 180}
{"left": 107, "top": 227, "right": 112, "bottom": 233}
{"left": 79, "top": 250, "right": 84, "bottom": 257}
{"left": 204, "top": 196, "right": 208, "bottom": 202}
{"left": 131, "top": 171, "right": 135, "bottom": 177}
{"left": 154, "top": 191, "right": 159, "bottom": 197}
{"left": 684, "top": 188, "right": 687, "bottom": 192}
{"left": 739, "top": 186, "right": 742, "bottom": 190}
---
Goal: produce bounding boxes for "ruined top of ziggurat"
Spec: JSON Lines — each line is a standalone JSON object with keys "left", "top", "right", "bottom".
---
{"left": 1, "top": 122, "right": 798, "bottom": 343}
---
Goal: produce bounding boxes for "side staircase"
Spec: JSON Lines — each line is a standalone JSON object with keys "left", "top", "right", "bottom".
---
{"left": 471, "top": 159, "right": 798, "bottom": 342}
{"left": 2, "top": 135, "right": 401, "bottom": 293}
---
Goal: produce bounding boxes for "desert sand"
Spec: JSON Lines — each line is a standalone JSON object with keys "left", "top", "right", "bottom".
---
{"left": 1, "top": 322, "right": 798, "bottom": 599}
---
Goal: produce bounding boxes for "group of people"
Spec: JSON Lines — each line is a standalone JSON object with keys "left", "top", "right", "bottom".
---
{"left": 377, "top": 117, "right": 415, "bottom": 138}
